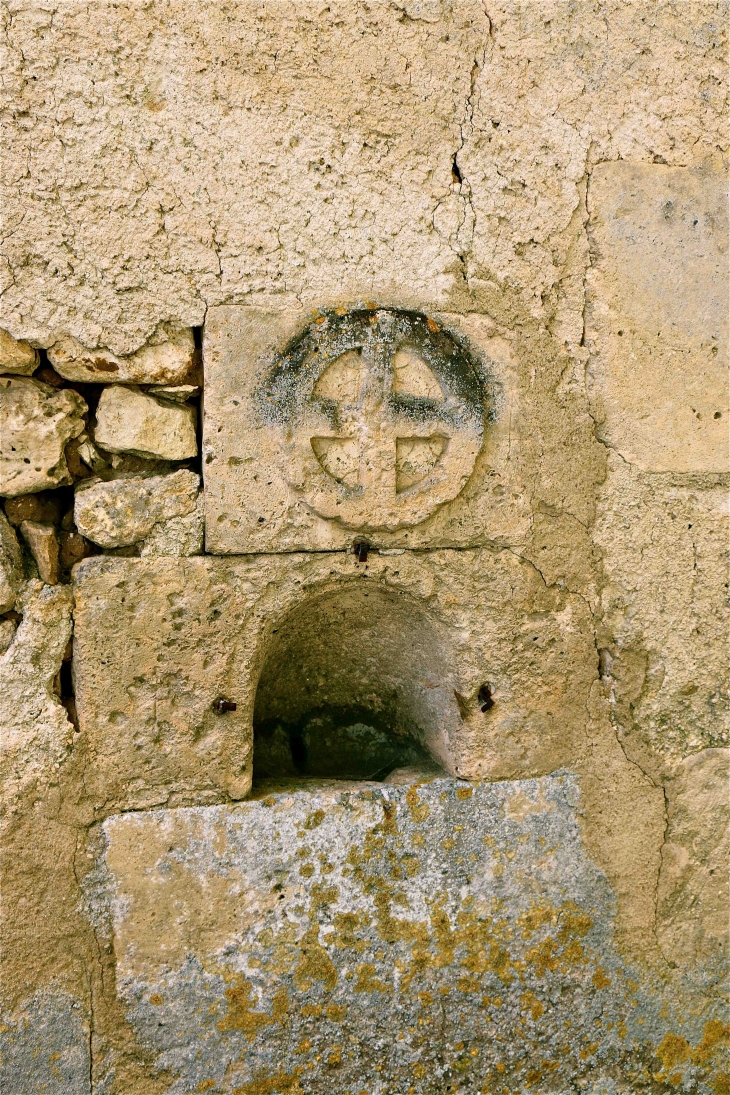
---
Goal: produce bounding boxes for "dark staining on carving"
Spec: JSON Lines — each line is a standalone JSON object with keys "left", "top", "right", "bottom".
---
{"left": 256, "top": 307, "right": 489, "bottom": 434}
{"left": 353, "top": 538, "right": 372, "bottom": 563}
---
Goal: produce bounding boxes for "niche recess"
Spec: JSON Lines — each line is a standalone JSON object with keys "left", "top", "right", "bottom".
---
{"left": 253, "top": 583, "right": 461, "bottom": 783}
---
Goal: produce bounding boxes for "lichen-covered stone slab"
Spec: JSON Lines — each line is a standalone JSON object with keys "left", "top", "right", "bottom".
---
{"left": 0, "top": 991, "right": 90, "bottom": 1095}
{"left": 101, "top": 773, "right": 728, "bottom": 1094}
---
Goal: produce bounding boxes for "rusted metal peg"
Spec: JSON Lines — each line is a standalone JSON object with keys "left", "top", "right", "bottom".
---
{"left": 353, "top": 539, "right": 370, "bottom": 563}
{"left": 212, "top": 697, "right": 237, "bottom": 715}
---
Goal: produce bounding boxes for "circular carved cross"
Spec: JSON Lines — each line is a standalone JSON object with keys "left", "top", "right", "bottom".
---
{"left": 259, "top": 308, "right": 485, "bottom": 531}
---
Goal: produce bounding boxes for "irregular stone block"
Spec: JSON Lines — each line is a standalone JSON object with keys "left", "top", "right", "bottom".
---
{"left": 587, "top": 163, "right": 728, "bottom": 472}
{"left": 657, "top": 748, "right": 729, "bottom": 989}
{"left": 595, "top": 453, "right": 729, "bottom": 771}
{"left": 0, "top": 328, "right": 39, "bottom": 376}
{"left": 0, "top": 377, "right": 87, "bottom": 496}
{"left": 47, "top": 325, "right": 195, "bottom": 384}
{"left": 94, "top": 384, "right": 197, "bottom": 460}
{"left": 0, "top": 617, "right": 17, "bottom": 653}
{"left": 99, "top": 773, "right": 722, "bottom": 1093}
{"left": 20, "top": 520, "right": 60, "bottom": 585}
{"left": 148, "top": 383, "right": 200, "bottom": 402}
{"left": 72, "top": 551, "right": 596, "bottom": 814}
{"left": 0, "top": 510, "right": 23, "bottom": 612}
{"left": 0, "top": 581, "right": 73, "bottom": 806}
{"left": 140, "top": 493, "right": 204, "bottom": 556}
{"left": 74, "top": 470, "right": 199, "bottom": 548}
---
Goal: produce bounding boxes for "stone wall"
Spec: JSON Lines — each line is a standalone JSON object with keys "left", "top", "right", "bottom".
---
{"left": 0, "top": 3, "right": 727, "bottom": 1093}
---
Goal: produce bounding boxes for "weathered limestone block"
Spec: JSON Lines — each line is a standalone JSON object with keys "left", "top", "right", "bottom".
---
{"left": 0, "top": 581, "right": 74, "bottom": 807}
{"left": 0, "top": 510, "right": 23, "bottom": 612}
{"left": 0, "top": 618, "right": 17, "bottom": 653}
{"left": 139, "top": 493, "right": 204, "bottom": 556}
{"left": 148, "top": 383, "right": 200, "bottom": 402}
{"left": 587, "top": 162, "right": 728, "bottom": 472}
{"left": 72, "top": 551, "right": 596, "bottom": 814}
{"left": 48, "top": 326, "right": 195, "bottom": 384}
{"left": 20, "top": 520, "right": 60, "bottom": 585}
{"left": 0, "top": 377, "right": 87, "bottom": 496}
{"left": 202, "top": 306, "right": 557, "bottom": 553}
{"left": 657, "top": 748, "right": 730, "bottom": 989}
{"left": 97, "top": 773, "right": 727, "bottom": 1093}
{"left": 74, "top": 470, "right": 200, "bottom": 548}
{"left": 94, "top": 385, "right": 197, "bottom": 460}
{"left": 0, "top": 328, "right": 39, "bottom": 375}
{"left": 595, "top": 454, "right": 729, "bottom": 774}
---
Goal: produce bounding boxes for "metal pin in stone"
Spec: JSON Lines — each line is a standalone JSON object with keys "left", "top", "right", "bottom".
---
{"left": 213, "top": 697, "right": 237, "bottom": 715}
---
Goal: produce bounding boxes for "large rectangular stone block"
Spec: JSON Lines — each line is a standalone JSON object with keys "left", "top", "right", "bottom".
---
{"left": 586, "top": 162, "right": 728, "bottom": 472}
{"left": 72, "top": 550, "right": 596, "bottom": 814}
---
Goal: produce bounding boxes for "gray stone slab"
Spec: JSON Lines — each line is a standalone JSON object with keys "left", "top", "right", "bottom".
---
{"left": 0, "top": 992, "right": 90, "bottom": 1095}
{"left": 100, "top": 773, "right": 724, "bottom": 1094}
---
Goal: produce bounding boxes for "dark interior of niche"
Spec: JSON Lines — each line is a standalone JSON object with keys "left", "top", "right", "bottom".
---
{"left": 253, "top": 584, "right": 461, "bottom": 785}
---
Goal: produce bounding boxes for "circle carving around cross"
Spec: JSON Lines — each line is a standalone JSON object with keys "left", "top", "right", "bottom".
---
{"left": 259, "top": 308, "right": 486, "bottom": 531}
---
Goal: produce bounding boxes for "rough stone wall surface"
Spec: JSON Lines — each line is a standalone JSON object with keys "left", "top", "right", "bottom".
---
{"left": 0, "top": 2, "right": 727, "bottom": 1094}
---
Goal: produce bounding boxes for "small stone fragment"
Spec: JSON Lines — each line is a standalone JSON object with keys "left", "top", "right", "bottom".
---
{"left": 48, "top": 326, "right": 196, "bottom": 384}
{"left": 75, "top": 435, "right": 109, "bottom": 473}
{"left": 0, "top": 511, "right": 23, "bottom": 612}
{"left": 59, "top": 530, "right": 95, "bottom": 572}
{"left": 94, "top": 386, "right": 197, "bottom": 460}
{"left": 140, "top": 494, "right": 205, "bottom": 556}
{"left": 148, "top": 384, "right": 200, "bottom": 403}
{"left": 20, "top": 521, "right": 60, "bottom": 585}
{"left": 4, "top": 491, "right": 65, "bottom": 527}
{"left": 0, "top": 377, "right": 87, "bottom": 496}
{"left": 0, "top": 329, "right": 39, "bottom": 376}
{"left": 0, "top": 617, "right": 17, "bottom": 653}
{"left": 74, "top": 470, "right": 200, "bottom": 548}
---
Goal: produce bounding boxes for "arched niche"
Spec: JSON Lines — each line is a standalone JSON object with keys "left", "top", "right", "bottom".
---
{"left": 253, "top": 582, "right": 462, "bottom": 783}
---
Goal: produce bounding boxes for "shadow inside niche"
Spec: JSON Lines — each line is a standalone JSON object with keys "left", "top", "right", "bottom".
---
{"left": 252, "top": 583, "right": 461, "bottom": 786}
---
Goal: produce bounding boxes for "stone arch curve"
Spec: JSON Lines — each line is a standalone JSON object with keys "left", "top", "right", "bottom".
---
{"left": 250, "top": 576, "right": 464, "bottom": 783}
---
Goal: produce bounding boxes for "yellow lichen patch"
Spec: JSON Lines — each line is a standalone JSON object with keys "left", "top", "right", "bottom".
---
{"left": 692, "top": 1019, "right": 730, "bottom": 1067}
{"left": 149, "top": 993, "right": 164, "bottom": 1005}
{"left": 293, "top": 926, "right": 337, "bottom": 991}
{"left": 354, "top": 962, "right": 391, "bottom": 993}
{"left": 518, "top": 904, "right": 556, "bottom": 938}
{"left": 592, "top": 966, "right": 611, "bottom": 989}
{"left": 197, "top": 1081, "right": 217, "bottom": 1092}
{"left": 326, "top": 1045, "right": 342, "bottom": 1066}
{"left": 326, "top": 1004, "right": 347, "bottom": 1022}
{"left": 232, "top": 1068, "right": 304, "bottom": 1095}
{"left": 521, "top": 991, "right": 544, "bottom": 1020}
{"left": 303, "top": 809, "right": 325, "bottom": 830}
{"left": 405, "top": 786, "right": 430, "bottom": 823}
{"left": 656, "top": 1032, "right": 691, "bottom": 1071}
{"left": 714, "top": 1072, "right": 730, "bottom": 1095}
{"left": 218, "top": 980, "right": 289, "bottom": 1041}
{"left": 456, "top": 786, "right": 473, "bottom": 799}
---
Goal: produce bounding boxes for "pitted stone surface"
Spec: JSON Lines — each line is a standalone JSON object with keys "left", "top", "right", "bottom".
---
{"left": 74, "top": 470, "right": 199, "bottom": 548}
{"left": 0, "top": 377, "right": 87, "bottom": 496}
{"left": 0, "top": 991, "right": 90, "bottom": 1095}
{"left": 100, "top": 773, "right": 728, "bottom": 1094}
